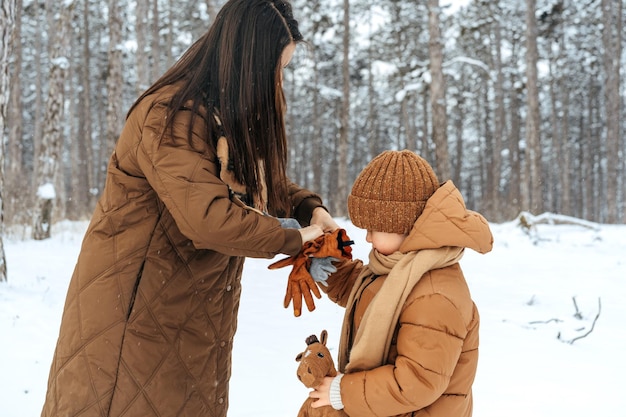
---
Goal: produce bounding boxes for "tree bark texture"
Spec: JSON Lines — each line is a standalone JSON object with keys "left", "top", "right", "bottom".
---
{"left": 0, "top": 0, "right": 17, "bottom": 280}
{"left": 32, "top": 1, "right": 73, "bottom": 240}
{"left": 524, "top": 0, "right": 543, "bottom": 214}
{"left": 601, "top": 0, "right": 622, "bottom": 223}
{"left": 428, "top": 0, "right": 450, "bottom": 181}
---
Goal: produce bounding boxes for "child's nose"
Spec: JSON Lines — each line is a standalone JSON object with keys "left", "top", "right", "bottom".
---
{"left": 365, "top": 231, "right": 372, "bottom": 243}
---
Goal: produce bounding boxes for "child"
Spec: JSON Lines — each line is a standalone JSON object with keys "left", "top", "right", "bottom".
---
{"left": 309, "top": 150, "right": 493, "bottom": 417}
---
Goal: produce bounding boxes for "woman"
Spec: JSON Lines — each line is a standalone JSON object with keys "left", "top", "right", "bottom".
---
{"left": 40, "top": 1, "right": 336, "bottom": 416}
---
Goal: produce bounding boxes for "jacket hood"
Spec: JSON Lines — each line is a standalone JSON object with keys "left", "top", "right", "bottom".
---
{"left": 399, "top": 180, "right": 493, "bottom": 254}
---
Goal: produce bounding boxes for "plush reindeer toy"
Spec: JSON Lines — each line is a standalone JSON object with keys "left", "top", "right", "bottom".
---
{"left": 295, "top": 330, "right": 348, "bottom": 417}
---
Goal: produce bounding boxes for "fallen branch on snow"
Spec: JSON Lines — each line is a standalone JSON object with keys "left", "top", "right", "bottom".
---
{"left": 558, "top": 297, "right": 602, "bottom": 345}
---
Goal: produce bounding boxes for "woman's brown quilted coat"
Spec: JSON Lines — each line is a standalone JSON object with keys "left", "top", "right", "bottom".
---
{"left": 40, "top": 85, "right": 323, "bottom": 417}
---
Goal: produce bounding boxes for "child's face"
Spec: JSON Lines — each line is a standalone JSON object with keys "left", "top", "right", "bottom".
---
{"left": 365, "top": 230, "right": 407, "bottom": 255}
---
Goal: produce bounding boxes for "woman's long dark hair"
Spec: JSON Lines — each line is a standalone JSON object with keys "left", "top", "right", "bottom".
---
{"left": 127, "top": 0, "right": 303, "bottom": 216}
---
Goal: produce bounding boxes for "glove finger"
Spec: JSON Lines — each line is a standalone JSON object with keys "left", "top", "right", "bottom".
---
{"left": 309, "top": 259, "right": 326, "bottom": 282}
{"left": 302, "top": 271, "right": 322, "bottom": 300}
{"left": 309, "top": 278, "right": 322, "bottom": 299}
{"left": 269, "top": 256, "right": 296, "bottom": 269}
{"left": 320, "top": 258, "right": 338, "bottom": 274}
{"left": 300, "top": 280, "right": 317, "bottom": 312}
{"left": 322, "top": 264, "right": 337, "bottom": 274}
{"left": 283, "top": 281, "right": 293, "bottom": 308}
{"left": 292, "top": 285, "right": 303, "bottom": 317}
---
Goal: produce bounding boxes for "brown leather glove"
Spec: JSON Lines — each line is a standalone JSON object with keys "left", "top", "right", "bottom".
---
{"left": 302, "top": 228, "right": 354, "bottom": 259}
{"left": 269, "top": 228, "right": 354, "bottom": 317}
{"left": 268, "top": 252, "right": 321, "bottom": 317}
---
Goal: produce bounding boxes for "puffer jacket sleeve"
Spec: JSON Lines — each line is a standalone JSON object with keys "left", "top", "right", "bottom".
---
{"left": 135, "top": 102, "right": 302, "bottom": 257}
{"left": 320, "top": 259, "right": 365, "bottom": 307}
{"left": 340, "top": 277, "right": 468, "bottom": 416}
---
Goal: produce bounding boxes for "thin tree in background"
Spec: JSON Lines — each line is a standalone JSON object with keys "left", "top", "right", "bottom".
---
{"left": 0, "top": 0, "right": 17, "bottom": 280}
{"left": 7, "top": 0, "right": 22, "bottom": 182}
{"left": 336, "top": 0, "right": 350, "bottom": 217}
{"left": 150, "top": 0, "right": 160, "bottom": 82}
{"left": 106, "top": 0, "right": 123, "bottom": 160}
{"left": 524, "top": 0, "right": 543, "bottom": 214}
{"left": 76, "top": 0, "right": 96, "bottom": 216}
{"left": 601, "top": 0, "right": 622, "bottom": 223}
{"left": 428, "top": 0, "right": 450, "bottom": 180}
{"left": 32, "top": 1, "right": 74, "bottom": 240}
{"left": 136, "top": 0, "right": 150, "bottom": 95}
{"left": 490, "top": 1, "right": 505, "bottom": 219}
{"left": 6, "top": 0, "right": 23, "bottom": 227}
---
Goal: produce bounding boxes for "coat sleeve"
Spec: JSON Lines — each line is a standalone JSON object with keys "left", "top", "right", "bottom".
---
{"left": 340, "top": 281, "right": 469, "bottom": 416}
{"left": 320, "top": 259, "right": 366, "bottom": 307}
{"left": 135, "top": 102, "right": 302, "bottom": 258}
{"left": 286, "top": 180, "right": 326, "bottom": 226}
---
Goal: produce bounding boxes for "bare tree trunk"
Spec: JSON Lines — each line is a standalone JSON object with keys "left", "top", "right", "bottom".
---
{"left": 136, "top": 0, "right": 150, "bottom": 94}
{"left": 31, "top": 0, "right": 45, "bottom": 193}
{"left": 33, "top": 1, "right": 74, "bottom": 240}
{"left": 150, "top": 0, "right": 160, "bottom": 82}
{"left": 367, "top": 27, "right": 379, "bottom": 160}
{"left": 80, "top": 0, "right": 96, "bottom": 214}
{"left": 69, "top": 11, "right": 91, "bottom": 221}
{"left": 560, "top": 89, "right": 571, "bottom": 215}
{"left": 481, "top": 76, "right": 493, "bottom": 214}
{"left": 452, "top": 73, "right": 464, "bottom": 188}
{"left": 0, "top": 0, "right": 17, "bottom": 280}
{"left": 420, "top": 89, "right": 430, "bottom": 161}
{"left": 428, "top": 0, "right": 450, "bottom": 180}
{"left": 336, "top": 0, "right": 350, "bottom": 217}
{"left": 508, "top": 82, "right": 523, "bottom": 218}
{"left": 6, "top": 0, "right": 24, "bottom": 227}
{"left": 524, "top": 0, "right": 543, "bottom": 214}
{"left": 106, "top": 0, "right": 123, "bottom": 160}
{"left": 312, "top": 51, "right": 322, "bottom": 194}
{"left": 166, "top": 0, "right": 174, "bottom": 68}
{"left": 7, "top": 0, "right": 22, "bottom": 180}
{"left": 582, "top": 86, "right": 595, "bottom": 220}
{"left": 206, "top": 0, "right": 218, "bottom": 21}
{"left": 601, "top": 0, "right": 622, "bottom": 223}
{"left": 491, "top": 5, "right": 505, "bottom": 220}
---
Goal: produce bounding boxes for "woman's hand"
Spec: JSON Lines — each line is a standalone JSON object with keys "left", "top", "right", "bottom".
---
{"left": 298, "top": 224, "right": 324, "bottom": 243}
{"left": 310, "top": 207, "right": 339, "bottom": 232}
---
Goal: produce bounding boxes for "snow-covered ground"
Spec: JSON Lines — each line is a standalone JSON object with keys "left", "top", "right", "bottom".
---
{"left": 1, "top": 216, "right": 625, "bottom": 417}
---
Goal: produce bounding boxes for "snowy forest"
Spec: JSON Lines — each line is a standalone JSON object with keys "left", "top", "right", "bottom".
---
{"left": 0, "top": 0, "right": 624, "bottom": 268}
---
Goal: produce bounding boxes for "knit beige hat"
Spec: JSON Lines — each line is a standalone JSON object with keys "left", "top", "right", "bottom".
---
{"left": 347, "top": 150, "right": 439, "bottom": 234}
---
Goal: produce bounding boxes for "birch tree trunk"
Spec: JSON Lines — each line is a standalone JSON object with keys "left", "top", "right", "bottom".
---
{"left": 106, "top": 0, "right": 123, "bottom": 159}
{"left": 524, "top": 0, "right": 543, "bottom": 213}
{"left": 6, "top": 0, "right": 23, "bottom": 226}
{"left": 33, "top": 1, "right": 74, "bottom": 240}
{"left": 428, "top": 0, "right": 450, "bottom": 180}
{"left": 78, "top": 0, "right": 96, "bottom": 215}
{"left": 336, "top": 0, "right": 350, "bottom": 217}
{"left": 0, "top": 0, "right": 17, "bottom": 280}
{"left": 491, "top": 3, "right": 505, "bottom": 220}
{"left": 601, "top": 0, "right": 622, "bottom": 223}
{"left": 7, "top": 0, "right": 22, "bottom": 180}
{"left": 150, "top": 0, "right": 160, "bottom": 82}
{"left": 136, "top": 0, "right": 150, "bottom": 95}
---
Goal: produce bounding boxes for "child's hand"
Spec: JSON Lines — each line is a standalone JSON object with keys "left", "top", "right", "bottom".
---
{"left": 309, "top": 376, "right": 333, "bottom": 408}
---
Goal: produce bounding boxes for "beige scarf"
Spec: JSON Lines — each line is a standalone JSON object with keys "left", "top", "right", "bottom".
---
{"left": 338, "top": 246, "right": 464, "bottom": 373}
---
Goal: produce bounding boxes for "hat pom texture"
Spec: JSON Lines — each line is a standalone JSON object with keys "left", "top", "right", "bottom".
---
{"left": 348, "top": 150, "right": 439, "bottom": 234}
